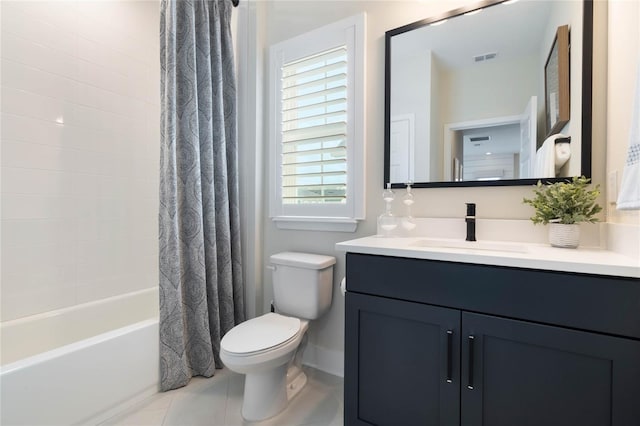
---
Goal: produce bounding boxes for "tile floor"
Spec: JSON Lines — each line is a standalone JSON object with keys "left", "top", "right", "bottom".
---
{"left": 100, "top": 367, "right": 344, "bottom": 426}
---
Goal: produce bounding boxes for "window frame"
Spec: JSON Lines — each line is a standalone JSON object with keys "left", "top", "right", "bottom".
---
{"left": 268, "top": 13, "right": 366, "bottom": 232}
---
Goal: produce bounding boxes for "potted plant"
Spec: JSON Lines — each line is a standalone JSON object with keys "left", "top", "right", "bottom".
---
{"left": 523, "top": 176, "right": 602, "bottom": 248}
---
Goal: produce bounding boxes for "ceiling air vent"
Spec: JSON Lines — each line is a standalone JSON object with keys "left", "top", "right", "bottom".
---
{"left": 474, "top": 52, "right": 498, "bottom": 62}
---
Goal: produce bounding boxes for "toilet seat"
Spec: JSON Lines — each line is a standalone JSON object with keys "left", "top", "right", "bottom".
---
{"left": 221, "top": 313, "right": 301, "bottom": 356}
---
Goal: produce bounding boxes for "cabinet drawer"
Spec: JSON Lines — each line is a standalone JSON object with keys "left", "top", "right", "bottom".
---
{"left": 346, "top": 253, "right": 640, "bottom": 339}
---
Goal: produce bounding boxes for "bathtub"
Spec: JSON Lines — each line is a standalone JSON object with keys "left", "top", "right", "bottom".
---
{"left": 0, "top": 288, "right": 160, "bottom": 426}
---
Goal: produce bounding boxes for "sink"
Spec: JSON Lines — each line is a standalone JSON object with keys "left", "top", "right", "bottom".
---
{"left": 410, "top": 239, "right": 528, "bottom": 254}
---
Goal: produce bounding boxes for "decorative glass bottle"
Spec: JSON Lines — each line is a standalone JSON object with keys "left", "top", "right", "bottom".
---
{"left": 377, "top": 183, "right": 397, "bottom": 236}
{"left": 402, "top": 182, "right": 416, "bottom": 231}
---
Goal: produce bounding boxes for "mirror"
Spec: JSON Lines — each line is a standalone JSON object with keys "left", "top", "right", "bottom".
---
{"left": 384, "top": 0, "right": 593, "bottom": 188}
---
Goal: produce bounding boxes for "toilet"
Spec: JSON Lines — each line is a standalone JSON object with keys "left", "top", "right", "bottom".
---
{"left": 220, "top": 252, "right": 335, "bottom": 422}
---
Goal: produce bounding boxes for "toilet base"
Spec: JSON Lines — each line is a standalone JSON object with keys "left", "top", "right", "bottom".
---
{"left": 286, "top": 365, "right": 307, "bottom": 401}
{"left": 242, "top": 363, "right": 288, "bottom": 421}
{"left": 241, "top": 364, "right": 308, "bottom": 422}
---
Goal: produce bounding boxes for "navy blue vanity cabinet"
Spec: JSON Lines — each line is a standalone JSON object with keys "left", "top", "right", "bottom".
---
{"left": 460, "top": 312, "right": 640, "bottom": 426}
{"left": 344, "top": 253, "right": 640, "bottom": 426}
{"left": 345, "top": 292, "right": 461, "bottom": 425}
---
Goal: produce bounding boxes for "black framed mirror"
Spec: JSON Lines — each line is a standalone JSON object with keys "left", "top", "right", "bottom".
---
{"left": 384, "top": 0, "right": 593, "bottom": 188}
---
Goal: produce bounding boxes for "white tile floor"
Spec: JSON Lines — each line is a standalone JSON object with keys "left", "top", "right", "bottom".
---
{"left": 100, "top": 367, "right": 344, "bottom": 426}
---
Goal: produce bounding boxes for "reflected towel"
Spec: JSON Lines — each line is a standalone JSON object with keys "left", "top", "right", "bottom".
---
{"left": 617, "top": 65, "right": 640, "bottom": 210}
{"left": 534, "top": 133, "right": 569, "bottom": 178}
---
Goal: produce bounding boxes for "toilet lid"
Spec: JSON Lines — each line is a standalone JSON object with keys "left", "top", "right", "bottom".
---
{"left": 221, "top": 313, "right": 301, "bottom": 355}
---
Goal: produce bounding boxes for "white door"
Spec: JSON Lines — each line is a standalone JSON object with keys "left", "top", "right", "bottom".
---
{"left": 390, "top": 114, "right": 415, "bottom": 183}
{"left": 519, "top": 96, "right": 537, "bottom": 178}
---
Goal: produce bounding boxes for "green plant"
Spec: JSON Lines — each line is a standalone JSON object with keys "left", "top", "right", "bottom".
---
{"left": 522, "top": 176, "right": 602, "bottom": 225}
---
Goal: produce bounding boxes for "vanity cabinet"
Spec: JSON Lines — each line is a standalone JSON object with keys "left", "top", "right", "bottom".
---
{"left": 345, "top": 292, "right": 461, "bottom": 425}
{"left": 344, "top": 253, "right": 640, "bottom": 426}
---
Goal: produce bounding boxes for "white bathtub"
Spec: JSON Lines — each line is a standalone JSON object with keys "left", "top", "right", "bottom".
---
{"left": 0, "top": 288, "right": 160, "bottom": 426}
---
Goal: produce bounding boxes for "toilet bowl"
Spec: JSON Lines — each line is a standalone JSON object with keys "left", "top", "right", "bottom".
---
{"left": 220, "top": 252, "right": 335, "bottom": 422}
{"left": 221, "top": 313, "right": 310, "bottom": 421}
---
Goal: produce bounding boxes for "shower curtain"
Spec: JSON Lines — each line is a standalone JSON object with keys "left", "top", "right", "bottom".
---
{"left": 159, "top": 0, "right": 244, "bottom": 391}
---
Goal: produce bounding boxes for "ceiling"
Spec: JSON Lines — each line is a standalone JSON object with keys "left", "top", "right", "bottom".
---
{"left": 392, "top": 0, "right": 553, "bottom": 71}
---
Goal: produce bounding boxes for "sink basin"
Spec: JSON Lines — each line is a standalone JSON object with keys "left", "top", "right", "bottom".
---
{"left": 410, "top": 239, "right": 528, "bottom": 254}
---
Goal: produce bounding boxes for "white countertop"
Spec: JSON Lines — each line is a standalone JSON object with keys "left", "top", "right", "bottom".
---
{"left": 336, "top": 236, "right": 640, "bottom": 279}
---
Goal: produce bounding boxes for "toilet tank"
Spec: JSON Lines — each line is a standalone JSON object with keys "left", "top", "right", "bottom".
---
{"left": 270, "top": 252, "right": 336, "bottom": 320}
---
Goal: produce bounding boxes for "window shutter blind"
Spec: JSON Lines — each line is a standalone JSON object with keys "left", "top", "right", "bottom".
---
{"left": 280, "top": 46, "right": 348, "bottom": 205}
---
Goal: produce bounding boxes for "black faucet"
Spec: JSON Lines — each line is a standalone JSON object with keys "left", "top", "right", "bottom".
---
{"left": 465, "top": 203, "right": 476, "bottom": 242}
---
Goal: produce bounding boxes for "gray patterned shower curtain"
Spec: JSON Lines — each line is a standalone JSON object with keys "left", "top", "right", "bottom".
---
{"left": 159, "top": 0, "right": 244, "bottom": 391}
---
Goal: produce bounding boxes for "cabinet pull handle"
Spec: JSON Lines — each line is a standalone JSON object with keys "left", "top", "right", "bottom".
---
{"left": 446, "top": 330, "right": 453, "bottom": 383}
{"left": 467, "top": 335, "right": 475, "bottom": 390}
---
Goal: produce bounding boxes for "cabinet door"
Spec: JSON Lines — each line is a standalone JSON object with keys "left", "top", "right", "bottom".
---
{"left": 345, "top": 292, "right": 460, "bottom": 426}
{"left": 461, "top": 312, "right": 640, "bottom": 426}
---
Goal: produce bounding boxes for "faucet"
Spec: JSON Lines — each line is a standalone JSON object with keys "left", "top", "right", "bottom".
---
{"left": 465, "top": 203, "right": 476, "bottom": 242}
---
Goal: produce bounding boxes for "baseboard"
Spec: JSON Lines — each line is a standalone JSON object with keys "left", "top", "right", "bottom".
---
{"left": 302, "top": 343, "right": 344, "bottom": 378}
{"left": 85, "top": 385, "right": 159, "bottom": 425}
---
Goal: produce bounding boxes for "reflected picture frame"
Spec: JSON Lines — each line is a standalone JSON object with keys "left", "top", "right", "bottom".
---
{"left": 545, "top": 25, "right": 571, "bottom": 137}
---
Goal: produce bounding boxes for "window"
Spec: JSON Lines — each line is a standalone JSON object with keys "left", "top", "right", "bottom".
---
{"left": 269, "top": 14, "right": 366, "bottom": 232}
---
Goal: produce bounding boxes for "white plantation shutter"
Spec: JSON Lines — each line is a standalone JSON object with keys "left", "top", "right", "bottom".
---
{"left": 269, "top": 14, "right": 365, "bottom": 232}
{"left": 281, "top": 46, "right": 348, "bottom": 205}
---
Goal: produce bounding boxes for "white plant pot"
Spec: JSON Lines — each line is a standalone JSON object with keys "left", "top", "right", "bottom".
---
{"left": 548, "top": 223, "right": 580, "bottom": 248}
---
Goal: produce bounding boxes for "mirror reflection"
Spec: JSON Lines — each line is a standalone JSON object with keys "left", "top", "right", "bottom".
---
{"left": 386, "top": 0, "right": 591, "bottom": 187}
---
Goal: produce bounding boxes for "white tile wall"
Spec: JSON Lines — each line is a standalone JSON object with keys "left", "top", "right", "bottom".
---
{"left": 1, "top": 0, "right": 160, "bottom": 321}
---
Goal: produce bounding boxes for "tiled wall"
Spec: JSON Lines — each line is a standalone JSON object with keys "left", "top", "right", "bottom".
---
{"left": 1, "top": 1, "right": 160, "bottom": 322}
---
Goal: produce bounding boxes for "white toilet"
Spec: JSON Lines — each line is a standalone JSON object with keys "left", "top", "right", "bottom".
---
{"left": 220, "top": 252, "right": 335, "bottom": 422}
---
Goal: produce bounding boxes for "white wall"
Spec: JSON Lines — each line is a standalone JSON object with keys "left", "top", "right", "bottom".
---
{"left": 431, "top": 58, "right": 444, "bottom": 180}
{"left": 0, "top": 1, "right": 160, "bottom": 322}
{"left": 607, "top": 0, "right": 640, "bottom": 225}
{"left": 391, "top": 50, "right": 432, "bottom": 182}
{"left": 441, "top": 55, "right": 539, "bottom": 125}
{"left": 238, "top": 0, "right": 610, "bottom": 376}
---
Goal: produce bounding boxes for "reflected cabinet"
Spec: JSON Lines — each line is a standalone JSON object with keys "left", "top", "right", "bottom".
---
{"left": 344, "top": 254, "right": 640, "bottom": 426}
